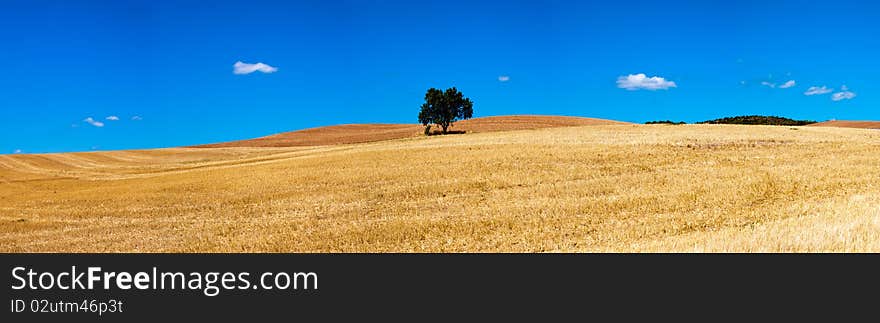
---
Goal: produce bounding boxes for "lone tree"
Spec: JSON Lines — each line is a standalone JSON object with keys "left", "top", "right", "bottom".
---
{"left": 418, "top": 87, "right": 474, "bottom": 134}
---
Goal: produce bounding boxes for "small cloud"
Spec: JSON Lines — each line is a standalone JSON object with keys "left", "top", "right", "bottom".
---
{"left": 233, "top": 61, "right": 278, "bottom": 75}
{"left": 761, "top": 81, "right": 776, "bottom": 88}
{"left": 832, "top": 91, "right": 856, "bottom": 101}
{"left": 106, "top": 116, "right": 120, "bottom": 121}
{"left": 83, "top": 117, "right": 104, "bottom": 127}
{"left": 498, "top": 75, "right": 510, "bottom": 82}
{"left": 804, "top": 86, "right": 833, "bottom": 96}
{"left": 616, "top": 73, "right": 676, "bottom": 91}
{"left": 131, "top": 116, "right": 143, "bottom": 121}
{"left": 13, "top": 149, "right": 22, "bottom": 154}
{"left": 778, "top": 80, "right": 796, "bottom": 89}
{"left": 841, "top": 85, "right": 849, "bottom": 91}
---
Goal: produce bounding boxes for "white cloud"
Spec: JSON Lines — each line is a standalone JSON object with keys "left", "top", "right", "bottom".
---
{"left": 832, "top": 91, "right": 856, "bottom": 101}
{"left": 778, "top": 80, "right": 796, "bottom": 89}
{"left": 233, "top": 61, "right": 278, "bottom": 75}
{"left": 13, "top": 149, "right": 22, "bottom": 154}
{"left": 106, "top": 116, "right": 119, "bottom": 121}
{"left": 616, "top": 73, "right": 676, "bottom": 91}
{"left": 83, "top": 117, "right": 104, "bottom": 127}
{"left": 841, "top": 85, "right": 849, "bottom": 91}
{"left": 498, "top": 75, "right": 510, "bottom": 82}
{"left": 760, "top": 80, "right": 796, "bottom": 89}
{"left": 131, "top": 116, "right": 142, "bottom": 121}
{"left": 804, "top": 86, "right": 833, "bottom": 96}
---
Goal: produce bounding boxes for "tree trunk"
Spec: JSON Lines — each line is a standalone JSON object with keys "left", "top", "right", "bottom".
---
{"left": 441, "top": 123, "right": 449, "bottom": 134}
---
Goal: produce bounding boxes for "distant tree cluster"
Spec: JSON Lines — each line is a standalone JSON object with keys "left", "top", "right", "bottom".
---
{"left": 645, "top": 120, "right": 686, "bottom": 125}
{"left": 697, "top": 115, "right": 816, "bottom": 126}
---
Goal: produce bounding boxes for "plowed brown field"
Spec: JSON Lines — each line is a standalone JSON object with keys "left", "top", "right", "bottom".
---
{"left": 808, "top": 120, "right": 880, "bottom": 129}
{"left": 193, "top": 115, "right": 629, "bottom": 148}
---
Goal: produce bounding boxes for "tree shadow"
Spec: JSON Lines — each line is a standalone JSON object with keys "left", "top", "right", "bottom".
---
{"left": 426, "top": 130, "right": 467, "bottom": 136}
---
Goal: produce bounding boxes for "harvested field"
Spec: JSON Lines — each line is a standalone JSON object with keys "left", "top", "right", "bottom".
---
{"left": 2, "top": 122, "right": 879, "bottom": 252}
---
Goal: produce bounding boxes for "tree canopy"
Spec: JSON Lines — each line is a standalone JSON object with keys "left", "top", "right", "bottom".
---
{"left": 418, "top": 87, "right": 473, "bottom": 134}
{"left": 698, "top": 115, "right": 816, "bottom": 126}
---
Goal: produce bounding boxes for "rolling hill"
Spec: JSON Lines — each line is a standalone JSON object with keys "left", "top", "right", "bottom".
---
{"left": 192, "top": 115, "right": 630, "bottom": 148}
{"left": 1, "top": 118, "right": 879, "bottom": 252}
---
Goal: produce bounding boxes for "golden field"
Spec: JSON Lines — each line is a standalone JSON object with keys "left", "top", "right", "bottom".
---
{"left": 1, "top": 123, "right": 879, "bottom": 252}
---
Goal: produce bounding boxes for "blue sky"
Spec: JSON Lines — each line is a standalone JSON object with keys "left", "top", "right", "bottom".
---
{"left": 2, "top": 0, "right": 878, "bottom": 153}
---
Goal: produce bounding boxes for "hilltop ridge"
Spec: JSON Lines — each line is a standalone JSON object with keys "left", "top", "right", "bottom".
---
{"left": 192, "top": 115, "right": 630, "bottom": 148}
